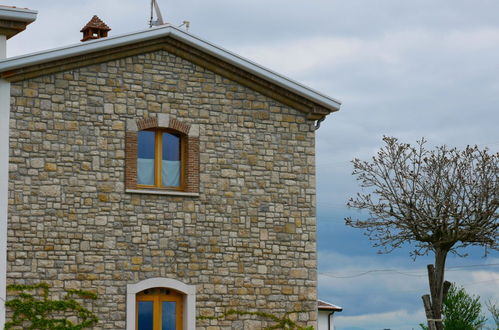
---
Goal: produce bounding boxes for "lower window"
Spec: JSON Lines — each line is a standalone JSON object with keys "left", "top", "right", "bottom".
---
{"left": 136, "top": 288, "right": 183, "bottom": 330}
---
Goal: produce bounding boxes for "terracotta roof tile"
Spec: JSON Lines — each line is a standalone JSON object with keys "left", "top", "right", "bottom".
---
{"left": 80, "top": 15, "right": 111, "bottom": 32}
{"left": 0, "top": 5, "right": 31, "bottom": 10}
{"left": 318, "top": 299, "right": 343, "bottom": 311}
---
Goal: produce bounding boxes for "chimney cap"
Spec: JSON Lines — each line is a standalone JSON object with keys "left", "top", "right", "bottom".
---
{"left": 80, "top": 15, "right": 111, "bottom": 42}
{"left": 80, "top": 15, "right": 111, "bottom": 33}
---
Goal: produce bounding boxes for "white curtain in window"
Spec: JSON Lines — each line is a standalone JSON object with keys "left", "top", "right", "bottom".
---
{"left": 162, "top": 160, "right": 180, "bottom": 187}
{"left": 137, "top": 158, "right": 155, "bottom": 185}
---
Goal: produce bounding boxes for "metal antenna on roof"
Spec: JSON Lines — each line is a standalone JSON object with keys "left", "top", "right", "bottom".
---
{"left": 178, "top": 20, "right": 190, "bottom": 32}
{"left": 149, "top": 0, "right": 165, "bottom": 28}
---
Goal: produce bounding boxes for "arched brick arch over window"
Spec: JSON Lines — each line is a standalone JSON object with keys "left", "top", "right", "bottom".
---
{"left": 125, "top": 114, "right": 199, "bottom": 195}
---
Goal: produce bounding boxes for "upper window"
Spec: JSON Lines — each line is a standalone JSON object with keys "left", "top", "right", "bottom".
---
{"left": 125, "top": 115, "right": 199, "bottom": 195}
{"left": 137, "top": 129, "right": 184, "bottom": 190}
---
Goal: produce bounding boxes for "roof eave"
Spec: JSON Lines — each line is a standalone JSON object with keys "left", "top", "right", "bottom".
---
{"left": 318, "top": 306, "right": 343, "bottom": 311}
{"left": 0, "top": 6, "right": 37, "bottom": 23}
{"left": 318, "top": 299, "right": 343, "bottom": 312}
{"left": 0, "top": 24, "right": 341, "bottom": 113}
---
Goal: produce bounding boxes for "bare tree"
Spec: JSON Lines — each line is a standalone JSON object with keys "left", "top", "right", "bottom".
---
{"left": 345, "top": 137, "right": 498, "bottom": 330}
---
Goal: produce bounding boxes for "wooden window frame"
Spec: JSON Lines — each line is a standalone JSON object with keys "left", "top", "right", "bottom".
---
{"left": 136, "top": 128, "right": 187, "bottom": 192}
{"left": 126, "top": 278, "right": 196, "bottom": 330}
{"left": 125, "top": 115, "right": 200, "bottom": 195}
{"left": 136, "top": 288, "right": 184, "bottom": 330}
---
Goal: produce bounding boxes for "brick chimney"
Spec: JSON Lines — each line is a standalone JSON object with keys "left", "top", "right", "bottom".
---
{"left": 81, "top": 15, "right": 111, "bottom": 42}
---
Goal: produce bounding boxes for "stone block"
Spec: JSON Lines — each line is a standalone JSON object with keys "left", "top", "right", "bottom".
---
{"left": 39, "top": 185, "right": 60, "bottom": 197}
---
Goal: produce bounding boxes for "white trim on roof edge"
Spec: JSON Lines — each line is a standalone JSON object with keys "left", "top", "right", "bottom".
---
{"left": 0, "top": 25, "right": 341, "bottom": 112}
{"left": 318, "top": 299, "right": 343, "bottom": 311}
{"left": 0, "top": 6, "right": 37, "bottom": 23}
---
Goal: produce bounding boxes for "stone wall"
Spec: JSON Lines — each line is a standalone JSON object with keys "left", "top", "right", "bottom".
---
{"left": 7, "top": 50, "right": 317, "bottom": 329}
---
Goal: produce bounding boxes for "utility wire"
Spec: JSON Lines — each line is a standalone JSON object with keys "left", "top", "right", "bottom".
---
{"left": 319, "top": 263, "right": 499, "bottom": 279}
{"left": 318, "top": 277, "right": 499, "bottom": 296}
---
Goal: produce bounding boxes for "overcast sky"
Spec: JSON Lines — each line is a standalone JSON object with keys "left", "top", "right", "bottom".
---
{"left": 5, "top": 1, "right": 499, "bottom": 329}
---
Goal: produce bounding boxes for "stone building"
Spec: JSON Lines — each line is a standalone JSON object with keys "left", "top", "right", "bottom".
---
{"left": 0, "top": 6, "right": 341, "bottom": 330}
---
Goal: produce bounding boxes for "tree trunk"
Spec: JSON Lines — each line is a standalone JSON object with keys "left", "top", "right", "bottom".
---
{"left": 422, "top": 294, "right": 437, "bottom": 330}
{"left": 425, "top": 248, "right": 448, "bottom": 330}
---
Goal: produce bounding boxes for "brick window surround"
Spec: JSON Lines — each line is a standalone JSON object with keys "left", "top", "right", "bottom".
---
{"left": 125, "top": 114, "right": 199, "bottom": 196}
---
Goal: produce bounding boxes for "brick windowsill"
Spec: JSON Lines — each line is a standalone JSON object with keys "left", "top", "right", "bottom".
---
{"left": 125, "top": 189, "right": 200, "bottom": 197}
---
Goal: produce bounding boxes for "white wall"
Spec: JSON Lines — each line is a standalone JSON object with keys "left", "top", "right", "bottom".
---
{"left": 318, "top": 310, "right": 338, "bottom": 330}
{"left": 0, "top": 77, "right": 10, "bottom": 329}
{"left": 0, "top": 9, "right": 36, "bottom": 328}
{"left": 0, "top": 35, "right": 6, "bottom": 58}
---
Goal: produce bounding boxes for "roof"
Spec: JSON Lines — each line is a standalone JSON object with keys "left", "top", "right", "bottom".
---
{"left": 0, "top": 5, "right": 37, "bottom": 23}
{"left": 0, "top": 5, "right": 33, "bottom": 11}
{"left": 318, "top": 299, "right": 343, "bottom": 311}
{"left": 0, "top": 24, "right": 341, "bottom": 113}
{"left": 0, "top": 5, "right": 26, "bottom": 9}
{"left": 81, "top": 15, "right": 111, "bottom": 32}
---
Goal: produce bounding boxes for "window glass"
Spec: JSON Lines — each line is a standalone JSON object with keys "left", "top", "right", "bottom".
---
{"left": 161, "top": 301, "right": 177, "bottom": 330}
{"left": 137, "top": 131, "right": 155, "bottom": 185}
{"left": 137, "top": 301, "right": 154, "bottom": 330}
{"left": 162, "top": 133, "right": 180, "bottom": 187}
{"left": 135, "top": 288, "right": 184, "bottom": 330}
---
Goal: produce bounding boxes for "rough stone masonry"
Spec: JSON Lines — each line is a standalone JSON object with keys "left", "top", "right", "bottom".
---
{"left": 7, "top": 49, "right": 318, "bottom": 328}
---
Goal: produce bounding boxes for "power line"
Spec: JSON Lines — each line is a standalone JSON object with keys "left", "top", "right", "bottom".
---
{"left": 319, "top": 277, "right": 499, "bottom": 296}
{"left": 465, "top": 278, "right": 499, "bottom": 286}
{"left": 319, "top": 263, "right": 499, "bottom": 279}
{"left": 447, "top": 263, "right": 499, "bottom": 270}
